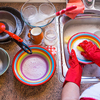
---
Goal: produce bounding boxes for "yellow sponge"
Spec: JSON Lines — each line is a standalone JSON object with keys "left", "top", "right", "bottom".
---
{"left": 77, "top": 46, "right": 84, "bottom": 52}
{"left": 64, "top": 36, "right": 72, "bottom": 43}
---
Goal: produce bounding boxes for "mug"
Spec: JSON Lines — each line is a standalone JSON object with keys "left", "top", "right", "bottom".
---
{"left": 28, "top": 27, "right": 43, "bottom": 44}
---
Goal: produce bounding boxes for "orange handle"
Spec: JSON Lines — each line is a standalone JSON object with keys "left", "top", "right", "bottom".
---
{"left": 4, "top": 30, "right": 23, "bottom": 42}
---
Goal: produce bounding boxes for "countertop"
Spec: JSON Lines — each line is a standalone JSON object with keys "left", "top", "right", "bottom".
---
{"left": 0, "top": 2, "right": 97, "bottom": 100}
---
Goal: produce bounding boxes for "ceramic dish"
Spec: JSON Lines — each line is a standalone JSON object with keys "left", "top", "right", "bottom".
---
{"left": 67, "top": 32, "right": 100, "bottom": 64}
{"left": 12, "top": 45, "right": 56, "bottom": 86}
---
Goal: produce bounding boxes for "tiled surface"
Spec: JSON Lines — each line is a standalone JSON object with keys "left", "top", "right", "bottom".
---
{"left": 0, "top": 2, "right": 99, "bottom": 100}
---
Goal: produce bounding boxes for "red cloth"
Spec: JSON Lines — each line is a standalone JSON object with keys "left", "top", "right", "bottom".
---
{"left": 45, "top": 46, "right": 57, "bottom": 56}
{"left": 79, "top": 40, "right": 100, "bottom": 67}
{"left": 63, "top": 49, "right": 82, "bottom": 87}
{"left": 65, "top": 0, "right": 85, "bottom": 19}
{"left": 80, "top": 97, "right": 97, "bottom": 100}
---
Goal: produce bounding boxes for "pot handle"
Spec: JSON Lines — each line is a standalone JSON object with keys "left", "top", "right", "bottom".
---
{"left": 82, "top": 0, "right": 95, "bottom": 9}
{"left": 13, "top": 39, "right": 32, "bottom": 54}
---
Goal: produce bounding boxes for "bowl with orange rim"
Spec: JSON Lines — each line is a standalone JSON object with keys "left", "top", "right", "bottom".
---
{"left": 12, "top": 45, "right": 56, "bottom": 86}
{"left": 67, "top": 32, "right": 100, "bottom": 64}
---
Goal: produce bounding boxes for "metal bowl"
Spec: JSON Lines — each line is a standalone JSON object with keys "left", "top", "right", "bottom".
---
{"left": 0, "top": 48, "right": 10, "bottom": 75}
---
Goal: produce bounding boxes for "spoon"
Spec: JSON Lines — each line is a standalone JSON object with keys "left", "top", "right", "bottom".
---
{"left": 0, "top": 23, "right": 23, "bottom": 42}
{"left": 0, "top": 23, "right": 32, "bottom": 54}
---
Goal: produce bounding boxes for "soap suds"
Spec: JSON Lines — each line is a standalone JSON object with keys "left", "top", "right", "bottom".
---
{"left": 64, "top": 24, "right": 100, "bottom": 37}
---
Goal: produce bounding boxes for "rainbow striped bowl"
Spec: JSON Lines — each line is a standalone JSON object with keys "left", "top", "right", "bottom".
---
{"left": 12, "top": 45, "right": 56, "bottom": 86}
{"left": 67, "top": 32, "right": 100, "bottom": 64}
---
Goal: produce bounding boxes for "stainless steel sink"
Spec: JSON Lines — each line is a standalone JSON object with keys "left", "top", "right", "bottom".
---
{"left": 56, "top": 4, "right": 100, "bottom": 83}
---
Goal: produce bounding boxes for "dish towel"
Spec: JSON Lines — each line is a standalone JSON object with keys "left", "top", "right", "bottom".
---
{"left": 45, "top": 46, "right": 57, "bottom": 56}
{"left": 65, "top": 0, "right": 85, "bottom": 19}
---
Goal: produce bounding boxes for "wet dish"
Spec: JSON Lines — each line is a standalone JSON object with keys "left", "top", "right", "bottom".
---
{"left": 67, "top": 32, "right": 100, "bottom": 64}
{"left": 12, "top": 45, "right": 56, "bottom": 86}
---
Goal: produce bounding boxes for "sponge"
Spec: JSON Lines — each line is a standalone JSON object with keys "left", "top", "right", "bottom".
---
{"left": 64, "top": 36, "right": 72, "bottom": 43}
{"left": 77, "top": 46, "right": 84, "bottom": 52}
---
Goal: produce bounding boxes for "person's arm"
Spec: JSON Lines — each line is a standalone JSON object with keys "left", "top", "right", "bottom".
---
{"left": 62, "top": 82, "right": 80, "bottom": 100}
{"left": 61, "top": 49, "right": 83, "bottom": 100}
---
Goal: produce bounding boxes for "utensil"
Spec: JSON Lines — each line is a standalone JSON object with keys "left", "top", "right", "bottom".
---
{"left": 0, "top": 23, "right": 23, "bottom": 42}
{"left": 12, "top": 45, "right": 56, "bottom": 86}
{"left": 36, "top": 5, "right": 77, "bottom": 24}
{"left": 0, "top": 23, "right": 32, "bottom": 54}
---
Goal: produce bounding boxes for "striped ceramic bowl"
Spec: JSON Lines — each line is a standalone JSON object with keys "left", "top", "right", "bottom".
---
{"left": 12, "top": 45, "right": 56, "bottom": 86}
{"left": 67, "top": 32, "right": 100, "bottom": 64}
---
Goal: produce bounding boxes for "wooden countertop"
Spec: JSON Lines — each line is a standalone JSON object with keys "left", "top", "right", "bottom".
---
{"left": 0, "top": 3, "right": 95, "bottom": 100}
{"left": 0, "top": 3, "right": 66, "bottom": 100}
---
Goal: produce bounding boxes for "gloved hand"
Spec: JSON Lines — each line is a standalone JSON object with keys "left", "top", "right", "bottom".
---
{"left": 79, "top": 40, "right": 100, "bottom": 67}
{"left": 63, "top": 49, "right": 83, "bottom": 87}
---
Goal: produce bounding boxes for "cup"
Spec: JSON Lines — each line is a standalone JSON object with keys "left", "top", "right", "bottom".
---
{"left": 28, "top": 27, "right": 43, "bottom": 45}
{"left": 44, "top": 29, "right": 58, "bottom": 46}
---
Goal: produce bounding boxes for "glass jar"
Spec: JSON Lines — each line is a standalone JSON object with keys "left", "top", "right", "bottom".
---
{"left": 44, "top": 29, "right": 58, "bottom": 46}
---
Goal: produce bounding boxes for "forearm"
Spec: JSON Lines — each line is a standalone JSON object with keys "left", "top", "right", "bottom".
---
{"left": 61, "top": 82, "right": 80, "bottom": 100}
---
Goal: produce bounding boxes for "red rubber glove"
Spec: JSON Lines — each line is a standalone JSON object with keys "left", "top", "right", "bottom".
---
{"left": 80, "top": 97, "right": 96, "bottom": 100}
{"left": 79, "top": 40, "right": 100, "bottom": 67}
{"left": 63, "top": 49, "right": 83, "bottom": 87}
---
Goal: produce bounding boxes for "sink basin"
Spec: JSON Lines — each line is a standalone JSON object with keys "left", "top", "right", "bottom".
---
{"left": 56, "top": 11, "right": 100, "bottom": 83}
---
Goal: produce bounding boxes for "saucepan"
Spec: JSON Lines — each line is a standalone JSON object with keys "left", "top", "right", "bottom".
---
{"left": 0, "top": 10, "right": 32, "bottom": 54}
